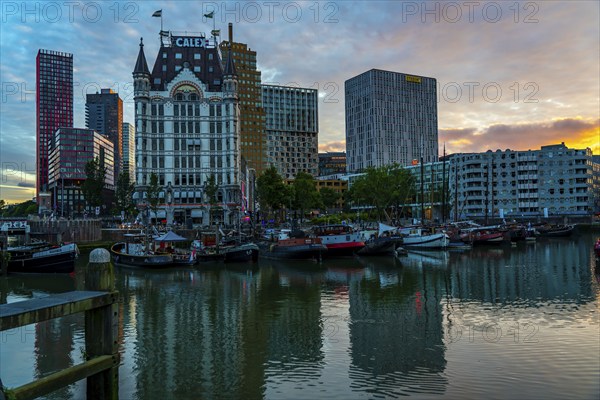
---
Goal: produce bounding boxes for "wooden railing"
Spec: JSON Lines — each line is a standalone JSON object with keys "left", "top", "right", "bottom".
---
{"left": 0, "top": 249, "right": 119, "bottom": 400}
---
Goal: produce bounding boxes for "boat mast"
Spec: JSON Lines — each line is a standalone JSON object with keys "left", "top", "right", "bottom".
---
{"left": 442, "top": 144, "right": 446, "bottom": 223}
{"left": 420, "top": 156, "right": 424, "bottom": 224}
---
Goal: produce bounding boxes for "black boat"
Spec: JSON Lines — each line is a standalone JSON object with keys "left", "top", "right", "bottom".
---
{"left": 258, "top": 236, "right": 328, "bottom": 260}
{"left": 536, "top": 224, "right": 575, "bottom": 237}
{"left": 7, "top": 241, "right": 79, "bottom": 273}
{"left": 357, "top": 236, "right": 402, "bottom": 256}
{"left": 110, "top": 234, "right": 174, "bottom": 268}
{"left": 222, "top": 243, "right": 259, "bottom": 263}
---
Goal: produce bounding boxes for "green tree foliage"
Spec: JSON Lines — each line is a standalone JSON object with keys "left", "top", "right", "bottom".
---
{"left": 204, "top": 174, "right": 219, "bottom": 226}
{"left": 256, "top": 166, "right": 289, "bottom": 219}
{"left": 81, "top": 157, "right": 106, "bottom": 210}
{"left": 146, "top": 173, "right": 161, "bottom": 216}
{"left": 2, "top": 200, "right": 37, "bottom": 217}
{"left": 114, "top": 172, "right": 136, "bottom": 218}
{"left": 291, "top": 172, "right": 321, "bottom": 221}
{"left": 204, "top": 174, "right": 218, "bottom": 205}
{"left": 348, "top": 164, "right": 415, "bottom": 222}
{"left": 319, "top": 187, "right": 340, "bottom": 210}
{"left": 0, "top": 199, "right": 5, "bottom": 216}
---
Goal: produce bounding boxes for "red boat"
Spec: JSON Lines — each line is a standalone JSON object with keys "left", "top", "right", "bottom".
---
{"left": 312, "top": 224, "right": 365, "bottom": 257}
{"left": 464, "top": 229, "right": 506, "bottom": 246}
{"left": 594, "top": 238, "right": 600, "bottom": 258}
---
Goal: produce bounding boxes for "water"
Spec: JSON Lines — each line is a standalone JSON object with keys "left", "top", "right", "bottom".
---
{"left": 1, "top": 234, "right": 599, "bottom": 400}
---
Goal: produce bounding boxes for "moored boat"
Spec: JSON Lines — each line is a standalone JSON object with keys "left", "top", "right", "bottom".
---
{"left": 110, "top": 234, "right": 174, "bottom": 268}
{"left": 357, "top": 236, "right": 399, "bottom": 256}
{"left": 7, "top": 241, "right": 79, "bottom": 273}
{"left": 399, "top": 227, "right": 450, "bottom": 249}
{"left": 594, "top": 238, "right": 600, "bottom": 258}
{"left": 465, "top": 229, "right": 506, "bottom": 246}
{"left": 536, "top": 224, "right": 575, "bottom": 237}
{"left": 312, "top": 224, "right": 365, "bottom": 257}
{"left": 258, "top": 230, "right": 327, "bottom": 260}
{"left": 223, "top": 242, "right": 259, "bottom": 263}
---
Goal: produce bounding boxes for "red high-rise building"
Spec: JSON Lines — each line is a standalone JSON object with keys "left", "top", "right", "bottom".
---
{"left": 36, "top": 49, "right": 73, "bottom": 198}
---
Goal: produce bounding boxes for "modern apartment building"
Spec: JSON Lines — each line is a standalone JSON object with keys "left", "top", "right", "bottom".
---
{"left": 262, "top": 84, "right": 319, "bottom": 179}
{"left": 132, "top": 31, "right": 242, "bottom": 226}
{"left": 220, "top": 23, "right": 267, "bottom": 173}
{"left": 86, "top": 89, "right": 123, "bottom": 177}
{"left": 448, "top": 143, "right": 597, "bottom": 219}
{"left": 36, "top": 49, "right": 73, "bottom": 197}
{"left": 122, "top": 122, "right": 135, "bottom": 182}
{"left": 48, "top": 128, "right": 114, "bottom": 217}
{"left": 345, "top": 69, "right": 438, "bottom": 173}
{"left": 318, "top": 152, "right": 347, "bottom": 176}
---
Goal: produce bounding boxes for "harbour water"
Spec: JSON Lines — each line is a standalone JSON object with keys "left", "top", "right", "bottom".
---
{"left": 1, "top": 233, "right": 599, "bottom": 399}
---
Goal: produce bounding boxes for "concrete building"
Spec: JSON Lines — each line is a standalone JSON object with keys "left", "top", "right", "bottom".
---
{"left": 36, "top": 49, "right": 73, "bottom": 197}
{"left": 48, "top": 127, "right": 114, "bottom": 217}
{"left": 86, "top": 89, "right": 123, "bottom": 177}
{"left": 318, "top": 152, "right": 347, "bottom": 176}
{"left": 122, "top": 122, "right": 135, "bottom": 182}
{"left": 132, "top": 30, "right": 242, "bottom": 227}
{"left": 262, "top": 84, "right": 319, "bottom": 179}
{"left": 345, "top": 69, "right": 438, "bottom": 173}
{"left": 220, "top": 23, "right": 267, "bottom": 174}
{"left": 449, "top": 143, "right": 596, "bottom": 220}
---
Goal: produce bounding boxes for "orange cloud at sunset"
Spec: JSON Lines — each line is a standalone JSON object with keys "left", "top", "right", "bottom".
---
{"left": 440, "top": 118, "right": 600, "bottom": 155}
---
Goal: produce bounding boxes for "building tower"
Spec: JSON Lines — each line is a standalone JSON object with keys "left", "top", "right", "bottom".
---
{"left": 262, "top": 84, "right": 319, "bottom": 179}
{"left": 345, "top": 69, "right": 438, "bottom": 173}
{"left": 220, "top": 23, "right": 267, "bottom": 173}
{"left": 122, "top": 122, "right": 136, "bottom": 183}
{"left": 86, "top": 89, "right": 123, "bottom": 177}
{"left": 36, "top": 49, "right": 73, "bottom": 198}
{"left": 132, "top": 31, "right": 243, "bottom": 227}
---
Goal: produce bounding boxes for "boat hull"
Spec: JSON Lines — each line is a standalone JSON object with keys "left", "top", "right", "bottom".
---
{"left": 223, "top": 243, "right": 259, "bottom": 263}
{"left": 7, "top": 243, "right": 79, "bottom": 273}
{"left": 258, "top": 240, "right": 327, "bottom": 260}
{"left": 110, "top": 243, "right": 174, "bottom": 268}
{"left": 357, "top": 237, "right": 399, "bottom": 256}
{"left": 403, "top": 233, "right": 449, "bottom": 249}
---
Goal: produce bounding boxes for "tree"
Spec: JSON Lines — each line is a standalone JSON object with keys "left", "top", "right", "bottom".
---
{"left": 204, "top": 174, "right": 219, "bottom": 226}
{"left": 81, "top": 157, "right": 106, "bottom": 212}
{"left": 146, "top": 172, "right": 161, "bottom": 219}
{"left": 319, "top": 187, "right": 340, "bottom": 211}
{"left": 0, "top": 199, "right": 5, "bottom": 217}
{"left": 114, "top": 172, "right": 135, "bottom": 218}
{"left": 291, "top": 172, "right": 321, "bottom": 222}
{"left": 256, "top": 166, "right": 289, "bottom": 222}
{"left": 347, "top": 164, "right": 415, "bottom": 222}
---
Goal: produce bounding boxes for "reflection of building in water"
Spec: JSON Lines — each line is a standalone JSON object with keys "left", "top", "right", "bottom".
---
{"left": 348, "top": 266, "right": 448, "bottom": 395}
{"left": 447, "top": 241, "right": 593, "bottom": 303}
{"left": 121, "top": 266, "right": 323, "bottom": 399}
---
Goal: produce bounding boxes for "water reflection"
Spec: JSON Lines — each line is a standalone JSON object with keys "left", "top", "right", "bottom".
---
{"left": 0, "top": 235, "right": 597, "bottom": 400}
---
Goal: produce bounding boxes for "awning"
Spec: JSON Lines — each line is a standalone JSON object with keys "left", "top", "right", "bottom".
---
{"left": 191, "top": 209, "right": 203, "bottom": 217}
{"left": 154, "top": 231, "right": 188, "bottom": 242}
{"left": 157, "top": 210, "right": 166, "bottom": 218}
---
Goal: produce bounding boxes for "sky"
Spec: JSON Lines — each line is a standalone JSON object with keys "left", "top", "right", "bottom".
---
{"left": 0, "top": 0, "right": 599, "bottom": 203}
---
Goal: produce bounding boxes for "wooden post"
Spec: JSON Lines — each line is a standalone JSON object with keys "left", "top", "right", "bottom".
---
{"left": 78, "top": 248, "right": 119, "bottom": 400}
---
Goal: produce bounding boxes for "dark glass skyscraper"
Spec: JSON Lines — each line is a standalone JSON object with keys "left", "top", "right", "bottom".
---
{"left": 86, "top": 89, "right": 123, "bottom": 177}
{"left": 36, "top": 49, "right": 73, "bottom": 197}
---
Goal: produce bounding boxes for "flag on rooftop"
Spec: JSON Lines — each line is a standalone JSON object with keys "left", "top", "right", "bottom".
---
{"left": 152, "top": 10, "right": 162, "bottom": 17}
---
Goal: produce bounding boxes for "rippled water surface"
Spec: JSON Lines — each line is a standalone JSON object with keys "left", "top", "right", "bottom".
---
{"left": 1, "top": 233, "right": 599, "bottom": 399}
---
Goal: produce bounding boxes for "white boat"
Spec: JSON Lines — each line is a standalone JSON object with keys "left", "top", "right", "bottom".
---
{"left": 399, "top": 227, "right": 449, "bottom": 249}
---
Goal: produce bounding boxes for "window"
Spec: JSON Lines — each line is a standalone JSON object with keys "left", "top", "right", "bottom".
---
{"left": 175, "top": 53, "right": 182, "bottom": 59}
{"left": 194, "top": 53, "right": 201, "bottom": 60}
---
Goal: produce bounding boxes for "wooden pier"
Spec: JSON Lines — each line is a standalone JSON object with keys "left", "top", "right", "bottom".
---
{"left": 0, "top": 248, "right": 120, "bottom": 400}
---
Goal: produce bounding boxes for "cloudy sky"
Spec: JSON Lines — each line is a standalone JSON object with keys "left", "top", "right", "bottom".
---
{"left": 1, "top": 0, "right": 599, "bottom": 203}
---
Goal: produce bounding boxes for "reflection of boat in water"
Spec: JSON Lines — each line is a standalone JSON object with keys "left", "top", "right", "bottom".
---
{"left": 7, "top": 241, "right": 79, "bottom": 273}
{"left": 400, "top": 250, "right": 449, "bottom": 268}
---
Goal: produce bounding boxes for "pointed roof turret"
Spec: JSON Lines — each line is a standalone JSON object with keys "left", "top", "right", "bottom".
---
{"left": 134, "top": 37, "right": 150, "bottom": 75}
{"left": 224, "top": 47, "right": 237, "bottom": 77}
